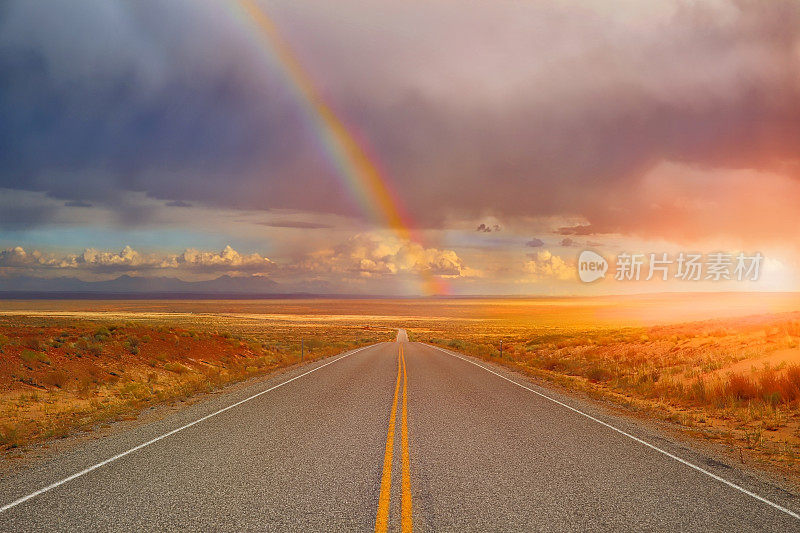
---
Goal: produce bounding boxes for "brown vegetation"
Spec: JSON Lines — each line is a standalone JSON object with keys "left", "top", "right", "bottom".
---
{"left": 0, "top": 315, "right": 385, "bottom": 450}
{"left": 2, "top": 296, "right": 800, "bottom": 481}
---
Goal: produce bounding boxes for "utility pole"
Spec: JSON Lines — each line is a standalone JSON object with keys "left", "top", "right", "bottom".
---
{"left": 301, "top": 339, "right": 304, "bottom": 362}
{"left": 500, "top": 339, "right": 503, "bottom": 359}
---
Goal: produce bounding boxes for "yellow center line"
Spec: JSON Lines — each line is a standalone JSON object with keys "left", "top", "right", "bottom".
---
{"left": 375, "top": 348, "right": 402, "bottom": 533}
{"left": 400, "top": 344, "right": 413, "bottom": 532}
{"left": 375, "top": 343, "right": 414, "bottom": 533}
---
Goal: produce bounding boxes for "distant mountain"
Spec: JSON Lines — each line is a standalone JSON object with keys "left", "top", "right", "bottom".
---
{"left": 0, "top": 274, "right": 280, "bottom": 296}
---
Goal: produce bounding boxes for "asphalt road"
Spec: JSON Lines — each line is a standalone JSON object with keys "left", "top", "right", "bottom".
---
{"left": 1, "top": 332, "right": 799, "bottom": 531}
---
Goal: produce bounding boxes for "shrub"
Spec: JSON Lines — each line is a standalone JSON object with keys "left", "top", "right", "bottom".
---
{"left": 42, "top": 370, "right": 70, "bottom": 389}
{"left": 688, "top": 379, "right": 708, "bottom": 403}
{"left": 118, "top": 382, "right": 150, "bottom": 401}
{"left": 77, "top": 375, "right": 100, "bottom": 396}
{"left": 20, "top": 350, "right": 49, "bottom": 364}
{"left": 774, "top": 365, "right": 800, "bottom": 403}
{"left": 447, "top": 339, "right": 466, "bottom": 350}
{"left": 540, "top": 357, "right": 566, "bottom": 372}
{"left": 586, "top": 366, "right": 613, "bottom": 383}
{"left": 726, "top": 373, "right": 758, "bottom": 401}
{"left": 164, "top": 362, "right": 189, "bottom": 374}
{"left": 304, "top": 338, "right": 326, "bottom": 350}
{"left": 0, "top": 424, "right": 23, "bottom": 448}
{"left": 785, "top": 365, "right": 800, "bottom": 386}
{"left": 25, "top": 337, "right": 45, "bottom": 351}
{"left": 122, "top": 340, "right": 139, "bottom": 355}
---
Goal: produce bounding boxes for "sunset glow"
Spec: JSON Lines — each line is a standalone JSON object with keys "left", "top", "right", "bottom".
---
{"left": 1, "top": 0, "right": 799, "bottom": 295}
{"left": 3, "top": 3, "right": 800, "bottom": 527}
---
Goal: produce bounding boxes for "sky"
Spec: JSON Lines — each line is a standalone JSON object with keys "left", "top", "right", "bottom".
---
{"left": 1, "top": 0, "right": 799, "bottom": 295}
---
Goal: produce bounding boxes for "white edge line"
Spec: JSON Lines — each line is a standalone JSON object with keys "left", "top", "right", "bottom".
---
{"left": 425, "top": 343, "right": 800, "bottom": 521}
{"left": 0, "top": 343, "right": 377, "bottom": 514}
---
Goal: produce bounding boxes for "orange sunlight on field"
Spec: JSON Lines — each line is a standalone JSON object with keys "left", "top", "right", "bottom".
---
{"left": 1, "top": 292, "right": 800, "bottom": 481}
{"left": 1, "top": 292, "right": 798, "bottom": 327}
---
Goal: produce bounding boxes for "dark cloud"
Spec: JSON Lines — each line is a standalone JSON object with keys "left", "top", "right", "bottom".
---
{"left": 0, "top": 204, "right": 58, "bottom": 229}
{"left": 557, "top": 225, "right": 596, "bottom": 236}
{"left": 476, "top": 223, "right": 501, "bottom": 233}
{"left": 0, "top": 0, "right": 342, "bottom": 213}
{"left": 165, "top": 200, "right": 192, "bottom": 207}
{"left": 559, "top": 238, "right": 575, "bottom": 247}
{"left": 258, "top": 220, "right": 333, "bottom": 229}
{"left": 526, "top": 238, "right": 544, "bottom": 248}
{"left": 64, "top": 200, "right": 92, "bottom": 207}
{"left": 1, "top": 0, "right": 799, "bottom": 241}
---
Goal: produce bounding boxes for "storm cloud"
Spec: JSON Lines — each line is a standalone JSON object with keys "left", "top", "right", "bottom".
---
{"left": 1, "top": 0, "right": 799, "bottom": 242}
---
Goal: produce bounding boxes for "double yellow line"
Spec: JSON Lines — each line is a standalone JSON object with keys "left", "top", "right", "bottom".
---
{"left": 375, "top": 344, "right": 412, "bottom": 532}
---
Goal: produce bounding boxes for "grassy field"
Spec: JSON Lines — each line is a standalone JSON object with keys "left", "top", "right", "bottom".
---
{"left": 1, "top": 293, "right": 799, "bottom": 481}
{"left": 0, "top": 313, "right": 387, "bottom": 451}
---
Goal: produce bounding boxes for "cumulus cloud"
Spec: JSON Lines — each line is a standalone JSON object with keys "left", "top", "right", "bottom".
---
{"left": 297, "top": 233, "right": 479, "bottom": 279}
{"left": 0, "top": 239, "right": 473, "bottom": 287}
{"left": 524, "top": 250, "right": 575, "bottom": 281}
{"left": 559, "top": 238, "right": 576, "bottom": 247}
{"left": 1, "top": 245, "right": 172, "bottom": 274}
{"left": 0, "top": 245, "right": 274, "bottom": 275}
{"left": 71, "top": 245, "right": 154, "bottom": 270}
{"left": 173, "top": 245, "right": 274, "bottom": 272}
{"left": 526, "top": 238, "right": 545, "bottom": 248}
{"left": 0, "top": 246, "right": 59, "bottom": 268}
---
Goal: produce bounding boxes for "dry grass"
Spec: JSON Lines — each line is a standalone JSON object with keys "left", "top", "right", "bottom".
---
{"left": 2, "top": 295, "right": 800, "bottom": 481}
{"left": 0, "top": 315, "right": 388, "bottom": 450}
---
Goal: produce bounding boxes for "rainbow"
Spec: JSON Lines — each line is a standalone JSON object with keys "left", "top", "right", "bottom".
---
{"left": 234, "top": 0, "right": 449, "bottom": 295}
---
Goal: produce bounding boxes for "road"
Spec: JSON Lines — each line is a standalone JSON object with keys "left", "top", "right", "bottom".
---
{"left": 0, "top": 332, "right": 798, "bottom": 531}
